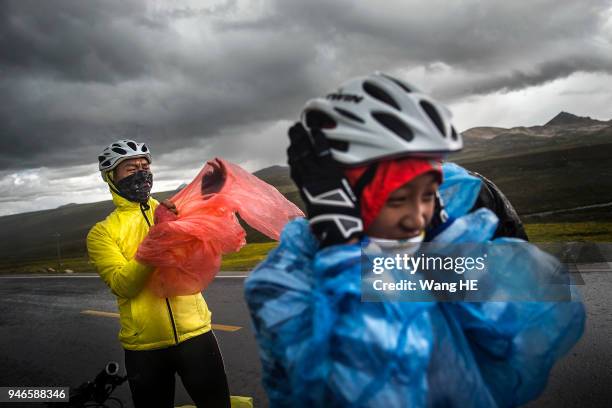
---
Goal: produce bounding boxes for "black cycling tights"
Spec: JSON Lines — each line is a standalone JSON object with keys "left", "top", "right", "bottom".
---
{"left": 124, "top": 331, "right": 230, "bottom": 408}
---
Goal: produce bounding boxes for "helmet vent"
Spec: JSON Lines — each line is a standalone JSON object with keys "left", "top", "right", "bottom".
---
{"left": 451, "top": 126, "right": 458, "bottom": 141}
{"left": 381, "top": 74, "right": 412, "bottom": 93}
{"left": 141, "top": 144, "right": 148, "bottom": 152}
{"left": 101, "top": 160, "right": 112, "bottom": 168}
{"left": 372, "top": 112, "right": 413, "bottom": 141}
{"left": 363, "top": 81, "right": 401, "bottom": 110}
{"left": 329, "top": 139, "right": 349, "bottom": 152}
{"left": 419, "top": 100, "right": 445, "bottom": 137}
{"left": 127, "top": 141, "right": 137, "bottom": 150}
{"left": 334, "top": 107, "right": 365, "bottom": 124}
{"left": 98, "top": 156, "right": 105, "bottom": 163}
{"left": 111, "top": 147, "right": 127, "bottom": 155}
{"left": 305, "top": 109, "right": 337, "bottom": 129}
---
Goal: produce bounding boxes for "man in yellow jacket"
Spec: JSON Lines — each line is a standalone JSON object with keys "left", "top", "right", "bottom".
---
{"left": 87, "top": 139, "right": 230, "bottom": 407}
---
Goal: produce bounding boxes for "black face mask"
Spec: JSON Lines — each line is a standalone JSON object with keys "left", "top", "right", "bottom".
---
{"left": 115, "top": 170, "right": 153, "bottom": 203}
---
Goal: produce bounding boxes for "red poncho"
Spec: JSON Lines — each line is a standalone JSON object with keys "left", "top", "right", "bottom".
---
{"left": 137, "top": 158, "right": 303, "bottom": 297}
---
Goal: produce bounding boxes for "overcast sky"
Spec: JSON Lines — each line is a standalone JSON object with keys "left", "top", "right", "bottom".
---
{"left": 2, "top": 0, "right": 612, "bottom": 216}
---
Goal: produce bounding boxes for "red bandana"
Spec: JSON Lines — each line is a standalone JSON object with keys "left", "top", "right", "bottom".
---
{"left": 344, "top": 158, "right": 442, "bottom": 229}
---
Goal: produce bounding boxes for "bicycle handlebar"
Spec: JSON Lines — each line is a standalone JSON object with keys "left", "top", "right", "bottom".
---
{"left": 48, "top": 361, "right": 128, "bottom": 408}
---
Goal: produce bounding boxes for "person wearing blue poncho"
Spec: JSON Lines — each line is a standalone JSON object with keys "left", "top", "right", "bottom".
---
{"left": 244, "top": 72, "right": 585, "bottom": 407}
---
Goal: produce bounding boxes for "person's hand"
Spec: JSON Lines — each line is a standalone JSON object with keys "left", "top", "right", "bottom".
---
{"left": 161, "top": 199, "right": 178, "bottom": 215}
{"left": 287, "top": 122, "right": 363, "bottom": 247}
{"left": 201, "top": 158, "right": 227, "bottom": 197}
{"left": 154, "top": 199, "right": 178, "bottom": 224}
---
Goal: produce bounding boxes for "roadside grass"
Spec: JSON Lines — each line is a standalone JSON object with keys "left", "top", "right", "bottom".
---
{"left": 0, "top": 242, "right": 279, "bottom": 275}
{"left": 525, "top": 222, "right": 612, "bottom": 242}
{"left": 3, "top": 223, "right": 610, "bottom": 275}
{"left": 0, "top": 256, "right": 94, "bottom": 274}
{"left": 220, "top": 242, "right": 278, "bottom": 271}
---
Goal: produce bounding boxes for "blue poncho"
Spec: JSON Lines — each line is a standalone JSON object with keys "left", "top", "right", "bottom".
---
{"left": 244, "top": 162, "right": 585, "bottom": 407}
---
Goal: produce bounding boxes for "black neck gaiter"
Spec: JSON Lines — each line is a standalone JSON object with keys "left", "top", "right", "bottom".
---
{"left": 115, "top": 171, "right": 153, "bottom": 204}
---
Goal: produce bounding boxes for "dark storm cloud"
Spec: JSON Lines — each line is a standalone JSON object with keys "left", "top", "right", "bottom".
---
{"left": 0, "top": 0, "right": 324, "bottom": 170}
{"left": 1, "top": 0, "right": 611, "bottom": 173}
{"left": 0, "top": 0, "right": 162, "bottom": 83}
{"left": 219, "top": 0, "right": 611, "bottom": 70}
{"left": 434, "top": 53, "right": 612, "bottom": 100}
{"left": 258, "top": 0, "right": 612, "bottom": 95}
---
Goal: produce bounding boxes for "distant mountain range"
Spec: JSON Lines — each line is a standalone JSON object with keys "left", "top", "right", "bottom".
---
{"left": 544, "top": 111, "right": 610, "bottom": 127}
{"left": 454, "top": 111, "right": 612, "bottom": 163}
{"left": 464, "top": 112, "right": 610, "bottom": 141}
{"left": 0, "top": 111, "right": 610, "bottom": 267}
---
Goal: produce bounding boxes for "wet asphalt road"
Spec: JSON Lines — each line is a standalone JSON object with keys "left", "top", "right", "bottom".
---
{"left": 1, "top": 266, "right": 611, "bottom": 408}
{"left": 0, "top": 275, "right": 266, "bottom": 408}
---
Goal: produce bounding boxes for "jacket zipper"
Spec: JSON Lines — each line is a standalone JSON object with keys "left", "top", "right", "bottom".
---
{"left": 140, "top": 202, "right": 179, "bottom": 345}
{"left": 165, "top": 298, "right": 179, "bottom": 344}
{"left": 140, "top": 203, "right": 151, "bottom": 227}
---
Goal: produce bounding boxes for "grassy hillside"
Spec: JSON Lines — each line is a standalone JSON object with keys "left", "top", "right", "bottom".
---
{"left": 456, "top": 126, "right": 612, "bottom": 163}
{"left": 457, "top": 142, "right": 612, "bottom": 217}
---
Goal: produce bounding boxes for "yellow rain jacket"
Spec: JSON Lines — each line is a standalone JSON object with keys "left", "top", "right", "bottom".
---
{"left": 87, "top": 188, "right": 212, "bottom": 351}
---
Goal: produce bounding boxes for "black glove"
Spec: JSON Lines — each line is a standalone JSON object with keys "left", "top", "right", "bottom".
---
{"left": 287, "top": 122, "right": 363, "bottom": 247}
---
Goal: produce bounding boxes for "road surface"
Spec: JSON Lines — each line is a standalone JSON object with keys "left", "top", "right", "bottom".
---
{"left": 1, "top": 265, "right": 611, "bottom": 407}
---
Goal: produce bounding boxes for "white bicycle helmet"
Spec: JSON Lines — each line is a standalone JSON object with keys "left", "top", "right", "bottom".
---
{"left": 301, "top": 72, "right": 462, "bottom": 166}
{"left": 98, "top": 139, "right": 152, "bottom": 176}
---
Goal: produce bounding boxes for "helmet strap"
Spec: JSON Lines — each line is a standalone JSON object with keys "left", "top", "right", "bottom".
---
{"left": 106, "top": 173, "right": 132, "bottom": 203}
{"left": 352, "top": 162, "right": 379, "bottom": 201}
{"left": 106, "top": 177, "right": 123, "bottom": 197}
